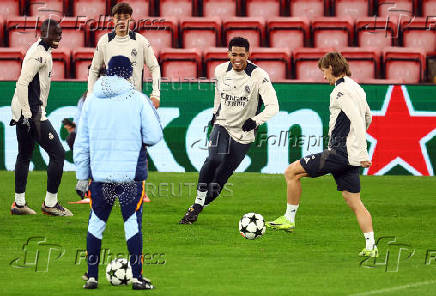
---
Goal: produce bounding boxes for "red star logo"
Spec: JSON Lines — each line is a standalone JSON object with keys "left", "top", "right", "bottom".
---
{"left": 365, "top": 85, "right": 436, "bottom": 176}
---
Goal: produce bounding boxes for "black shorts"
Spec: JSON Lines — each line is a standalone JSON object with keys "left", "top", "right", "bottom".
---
{"left": 299, "top": 149, "right": 360, "bottom": 193}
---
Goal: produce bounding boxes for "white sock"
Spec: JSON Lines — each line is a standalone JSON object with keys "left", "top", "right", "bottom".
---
{"left": 364, "top": 232, "right": 375, "bottom": 250}
{"left": 194, "top": 190, "right": 207, "bottom": 207}
{"left": 44, "top": 192, "right": 58, "bottom": 207}
{"left": 15, "top": 193, "right": 25, "bottom": 207}
{"left": 284, "top": 204, "right": 299, "bottom": 223}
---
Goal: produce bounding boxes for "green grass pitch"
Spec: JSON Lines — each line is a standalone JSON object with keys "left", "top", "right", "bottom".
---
{"left": 1, "top": 171, "right": 436, "bottom": 295}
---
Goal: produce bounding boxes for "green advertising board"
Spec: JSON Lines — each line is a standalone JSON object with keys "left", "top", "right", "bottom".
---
{"left": 1, "top": 81, "right": 436, "bottom": 175}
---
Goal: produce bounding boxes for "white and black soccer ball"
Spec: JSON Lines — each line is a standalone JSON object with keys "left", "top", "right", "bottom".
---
{"left": 105, "top": 258, "right": 133, "bottom": 286}
{"left": 239, "top": 212, "right": 266, "bottom": 240}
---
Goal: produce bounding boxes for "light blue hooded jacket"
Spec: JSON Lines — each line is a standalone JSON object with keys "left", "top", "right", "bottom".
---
{"left": 74, "top": 76, "right": 162, "bottom": 183}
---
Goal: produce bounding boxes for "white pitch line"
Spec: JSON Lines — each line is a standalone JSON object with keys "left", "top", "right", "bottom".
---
{"left": 349, "top": 280, "right": 436, "bottom": 296}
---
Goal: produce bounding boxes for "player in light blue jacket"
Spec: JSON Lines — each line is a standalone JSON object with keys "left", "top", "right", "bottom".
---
{"left": 74, "top": 55, "right": 162, "bottom": 290}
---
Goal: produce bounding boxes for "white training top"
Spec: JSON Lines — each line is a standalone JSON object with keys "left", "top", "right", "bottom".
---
{"left": 328, "top": 76, "right": 372, "bottom": 166}
{"left": 213, "top": 61, "right": 279, "bottom": 144}
{"left": 88, "top": 31, "right": 160, "bottom": 98}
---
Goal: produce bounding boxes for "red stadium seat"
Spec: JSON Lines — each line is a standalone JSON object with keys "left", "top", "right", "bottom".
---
{"left": 58, "top": 17, "right": 88, "bottom": 49}
{"left": 203, "top": 47, "right": 228, "bottom": 78}
{"left": 267, "top": 17, "right": 309, "bottom": 51}
{"left": 52, "top": 48, "right": 70, "bottom": 80}
{"left": 0, "top": 0, "right": 22, "bottom": 17}
{"left": 91, "top": 19, "right": 115, "bottom": 47}
{"left": 384, "top": 47, "right": 426, "bottom": 83}
{"left": 113, "top": 0, "right": 151, "bottom": 17}
{"left": 378, "top": 0, "right": 414, "bottom": 17}
{"left": 159, "top": 0, "right": 194, "bottom": 17}
{"left": 334, "top": 0, "right": 370, "bottom": 18}
{"left": 356, "top": 17, "right": 396, "bottom": 49}
{"left": 0, "top": 48, "right": 25, "bottom": 81}
{"left": 290, "top": 0, "right": 325, "bottom": 18}
{"left": 180, "top": 17, "right": 221, "bottom": 49}
{"left": 401, "top": 17, "right": 436, "bottom": 52}
{"left": 28, "top": 0, "right": 65, "bottom": 17}
{"left": 423, "top": 0, "right": 436, "bottom": 16}
{"left": 72, "top": 48, "right": 94, "bottom": 80}
{"left": 6, "top": 17, "right": 41, "bottom": 49}
{"left": 245, "top": 0, "right": 284, "bottom": 17}
{"left": 0, "top": 16, "right": 4, "bottom": 46}
{"left": 340, "top": 47, "right": 380, "bottom": 82}
{"left": 311, "top": 17, "right": 354, "bottom": 49}
{"left": 250, "top": 48, "right": 290, "bottom": 81}
{"left": 293, "top": 48, "right": 332, "bottom": 81}
{"left": 74, "top": 0, "right": 108, "bottom": 19}
{"left": 202, "top": 0, "right": 237, "bottom": 17}
{"left": 223, "top": 17, "right": 265, "bottom": 47}
{"left": 363, "top": 78, "right": 405, "bottom": 84}
{"left": 160, "top": 48, "right": 201, "bottom": 79}
{"left": 136, "top": 17, "right": 178, "bottom": 54}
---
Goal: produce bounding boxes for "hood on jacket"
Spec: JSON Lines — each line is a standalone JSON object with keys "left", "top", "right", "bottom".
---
{"left": 93, "top": 76, "right": 134, "bottom": 99}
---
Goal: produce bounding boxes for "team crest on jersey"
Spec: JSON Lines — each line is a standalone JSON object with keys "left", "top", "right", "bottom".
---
{"left": 245, "top": 85, "right": 251, "bottom": 94}
{"left": 131, "top": 48, "right": 137, "bottom": 57}
{"left": 336, "top": 92, "right": 344, "bottom": 99}
{"left": 48, "top": 132, "right": 54, "bottom": 140}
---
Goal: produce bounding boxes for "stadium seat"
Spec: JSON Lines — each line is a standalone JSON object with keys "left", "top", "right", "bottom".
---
{"left": 159, "top": 0, "right": 194, "bottom": 17}
{"left": 0, "top": 0, "right": 22, "bottom": 17}
{"left": 0, "top": 48, "right": 25, "bottom": 81}
{"left": 6, "top": 17, "right": 40, "bottom": 49}
{"left": 72, "top": 48, "right": 94, "bottom": 80}
{"left": 136, "top": 17, "right": 178, "bottom": 54}
{"left": 204, "top": 47, "right": 228, "bottom": 78}
{"left": 202, "top": 0, "right": 238, "bottom": 17}
{"left": 311, "top": 17, "right": 354, "bottom": 48}
{"left": 223, "top": 17, "right": 265, "bottom": 47}
{"left": 423, "top": 0, "right": 436, "bottom": 16}
{"left": 363, "top": 78, "right": 405, "bottom": 84}
{"left": 91, "top": 19, "right": 115, "bottom": 47}
{"left": 290, "top": 0, "right": 325, "bottom": 18}
{"left": 401, "top": 17, "right": 436, "bottom": 52}
{"left": 74, "top": 0, "right": 108, "bottom": 20}
{"left": 180, "top": 17, "right": 221, "bottom": 49}
{"left": 52, "top": 48, "right": 70, "bottom": 80}
{"left": 0, "top": 16, "right": 4, "bottom": 46}
{"left": 245, "top": 0, "right": 284, "bottom": 17}
{"left": 378, "top": 0, "right": 414, "bottom": 17}
{"left": 384, "top": 47, "right": 426, "bottom": 83}
{"left": 28, "top": 0, "right": 65, "bottom": 17}
{"left": 160, "top": 48, "right": 201, "bottom": 79}
{"left": 340, "top": 47, "right": 380, "bottom": 82}
{"left": 250, "top": 48, "right": 290, "bottom": 81}
{"left": 333, "top": 0, "right": 370, "bottom": 18}
{"left": 293, "top": 48, "right": 333, "bottom": 81}
{"left": 58, "top": 17, "right": 88, "bottom": 49}
{"left": 113, "top": 0, "right": 151, "bottom": 17}
{"left": 356, "top": 17, "right": 396, "bottom": 49}
{"left": 267, "top": 17, "right": 309, "bottom": 51}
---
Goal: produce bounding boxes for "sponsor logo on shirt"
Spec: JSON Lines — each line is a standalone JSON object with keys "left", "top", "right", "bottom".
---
{"left": 220, "top": 92, "right": 249, "bottom": 107}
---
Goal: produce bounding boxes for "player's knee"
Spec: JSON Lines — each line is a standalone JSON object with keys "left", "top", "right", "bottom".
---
{"left": 342, "top": 191, "right": 361, "bottom": 210}
{"left": 284, "top": 161, "right": 300, "bottom": 181}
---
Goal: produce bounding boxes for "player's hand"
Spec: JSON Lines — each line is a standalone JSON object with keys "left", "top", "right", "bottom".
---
{"left": 75, "top": 179, "right": 89, "bottom": 199}
{"left": 150, "top": 96, "right": 160, "bottom": 109}
{"left": 360, "top": 161, "right": 372, "bottom": 168}
{"left": 18, "top": 116, "right": 32, "bottom": 133}
{"left": 242, "top": 118, "right": 257, "bottom": 132}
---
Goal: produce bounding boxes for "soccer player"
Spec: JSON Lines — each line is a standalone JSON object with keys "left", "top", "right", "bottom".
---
{"left": 10, "top": 19, "right": 72, "bottom": 216}
{"left": 266, "top": 52, "right": 378, "bottom": 257}
{"left": 179, "top": 37, "right": 279, "bottom": 224}
{"left": 88, "top": 2, "right": 161, "bottom": 108}
{"left": 74, "top": 56, "right": 162, "bottom": 289}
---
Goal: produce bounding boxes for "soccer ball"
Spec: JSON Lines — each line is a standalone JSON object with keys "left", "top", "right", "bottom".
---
{"left": 105, "top": 258, "right": 133, "bottom": 286}
{"left": 239, "top": 212, "right": 266, "bottom": 240}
